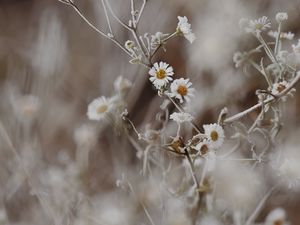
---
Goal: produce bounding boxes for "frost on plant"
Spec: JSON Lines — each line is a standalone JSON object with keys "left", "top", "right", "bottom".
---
{"left": 2, "top": 1, "right": 300, "bottom": 225}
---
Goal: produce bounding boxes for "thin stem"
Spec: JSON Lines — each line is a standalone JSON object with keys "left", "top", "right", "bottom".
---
{"left": 104, "top": 0, "right": 131, "bottom": 30}
{"left": 256, "top": 33, "right": 278, "bottom": 65}
{"left": 184, "top": 149, "right": 200, "bottom": 188}
{"left": 249, "top": 59, "right": 272, "bottom": 88}
{"left": 224, "top": 72, "right": 300, "bottom": 123}
{"left": 131, "top": 29, "right": 148, "bottom": 60}
{"left": 139, "top": 35, "right": 150, "bottom": 57}
{"left": 199, "top": 159, "right": 207, "bottom": 186}
{"left": 130, "top": 0, "right": 136, "bottom": 28}
{"left": 101, "top": 0, "right": 114, "bottom": 36}
{"left": 68, "top": 2, "right": 132, "bottom": 57}
{"left": 150, "top": 32, "right": 178, "bottom": 62}
{"left": 127, "top": 181, "right": 156, "bottom": 225}
{"left": 245, "top": 186, "right": 276, "bottom": 225}
{"left": 136, "top": 0, "right": 146, "bottom": 27}
{"left": 274, "top": 23, "right": 282, "bottom": 55}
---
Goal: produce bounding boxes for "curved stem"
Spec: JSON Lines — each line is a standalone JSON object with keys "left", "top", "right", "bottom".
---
{"left": 224, "top": 72, "right": 300, "bottom": 124}
{"left": 68, "top": 2, "right": 132, "bottom": 57}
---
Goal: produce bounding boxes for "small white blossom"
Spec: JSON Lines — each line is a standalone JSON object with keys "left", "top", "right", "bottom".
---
{"left": 241, "top": 16, "right": 271, "bottom": 34}
{"left": 170, "top": 112, "right": 193, "bottom": 123}
{"left": 271, "top": 80, "right": 288, "bottom": 95}
{"left": 195, "top": 139, "right": 211, "bottom": 156}
{"left": 265, "top": 208, "right": 288, "bottom": 225}
{"left": 176, "top": 16, "right": 196, "bottom": 43}
{"left": 114, "top": 76, "right": 132, "bottom": 93}
{"left": 292, "top": 39, "right": 300, "bottom": 53}
{"left": 87, "top": 96, "right": 112, "bottom": 121}
{"left": 203, "top": 123, "right": 225, "bottom": 149}
{"left": 268, "top": 30, "right": 294, "bottom": 40}
{"left": 125, "top": 40, "right": 135, "bottom": 53}
{"left": 276, "top": 12, "right": 288, "bottom": 23}
{"left": 169, "top": 78, "right": 195, "bottom": 103}
{"left": 149, "top": 62, "right": 174, "bottom": 89}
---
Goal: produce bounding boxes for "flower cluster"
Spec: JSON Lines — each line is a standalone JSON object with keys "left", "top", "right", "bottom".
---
{"left": 148, "top": 61, "right": 195, "bottom": 103}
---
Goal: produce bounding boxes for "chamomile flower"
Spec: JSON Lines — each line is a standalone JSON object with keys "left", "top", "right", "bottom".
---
{"left": 241, "top": 16, "right": 271, "bottom": 34}
{"left": 169, "top": 78, "right": 195, "bottom": 103}
{"left": 176, "top": 16, "right": 196, "bottom": 44}
{"left": 271, "top": 80, "right": 288, "bottom": 95}
{"left": 149, "top": 62, "right": 174, "bottom": 89}
{"left": 265, "top": 208, "right": 288, "bottom": 225}
{"left": 275, "top": 12, "right": 288, "bottom": 23}
{"left": 170, "top": 112, "right": 193, "bottom": 123}
{"left": 203, "top": 123, "right": 225, "bottom": 149}
{"left": 195, "top": 139, "right": 211, "bottom": 156}
{"left": 87, "top": 96, "right": 112, "bottom": 121}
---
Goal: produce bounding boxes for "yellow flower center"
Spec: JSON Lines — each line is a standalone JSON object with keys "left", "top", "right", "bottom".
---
{"left": 255, "top": 24, "right": 263, "bottom": 30}
{"left": 210, "top": 130, "right": 219, "bottom": 142}
{"left": 156, "top": 69, "right": 166, "bottom": 79}
{"left": 276, "top": 84, "right": 286, "bottom": 93}
{"left": 177, "top": 85, "right": 188, "bottom": 96}
{"left": 96, "top": 105, "right": 108, "bottom": 114}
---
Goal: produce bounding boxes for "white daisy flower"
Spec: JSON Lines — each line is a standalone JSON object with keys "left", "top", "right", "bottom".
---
{"left": 169, "top": 78, "right": 195, "bottom": 103}
{"left": 203, "top": 123, "right": 225, "bottom": 149}
{"left": 241, "top": 16, "right": 271, "bottom": 34}
{"left": 176, "top": 16, "right": 196, "bottom": 44}
{"left": 87, "top": 96, "right": 112, "bottom": 121}
{"left": 275, "top": 12, "right": 288, "bottom": 23}
{"left": 271, "top": 80, "right": 288, "bottom": 95}
{"left": 292, "top": 39, "right": 300, "bottom": 53}
{"left": 265, "top": 208, "right": 288, "bottom": 225}
{"left": 149, "top": 62, "right": 174, "bottom": 89}
{"left": 268, "top": 31, "right": 294, "bottom": 40}
{"left": 195, "top": 139, "right": 211, "bottom": 156}
{"left": 170, "top": 112, "right": 193, "bottom": 123}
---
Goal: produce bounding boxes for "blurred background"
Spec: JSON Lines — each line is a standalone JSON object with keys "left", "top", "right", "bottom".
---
{"left": 0, "top": 0, "right": 300, "bottom": 224}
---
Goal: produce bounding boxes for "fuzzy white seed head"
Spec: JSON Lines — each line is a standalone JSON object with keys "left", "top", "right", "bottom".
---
{"left": 177, "top": 16, "right": 196, "bottom": 43}
{"left": 276, "top": 12, "right": 288, "bottom": 23}
{"left": 114, "top": 76, "right": 132, "bottom": 93}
